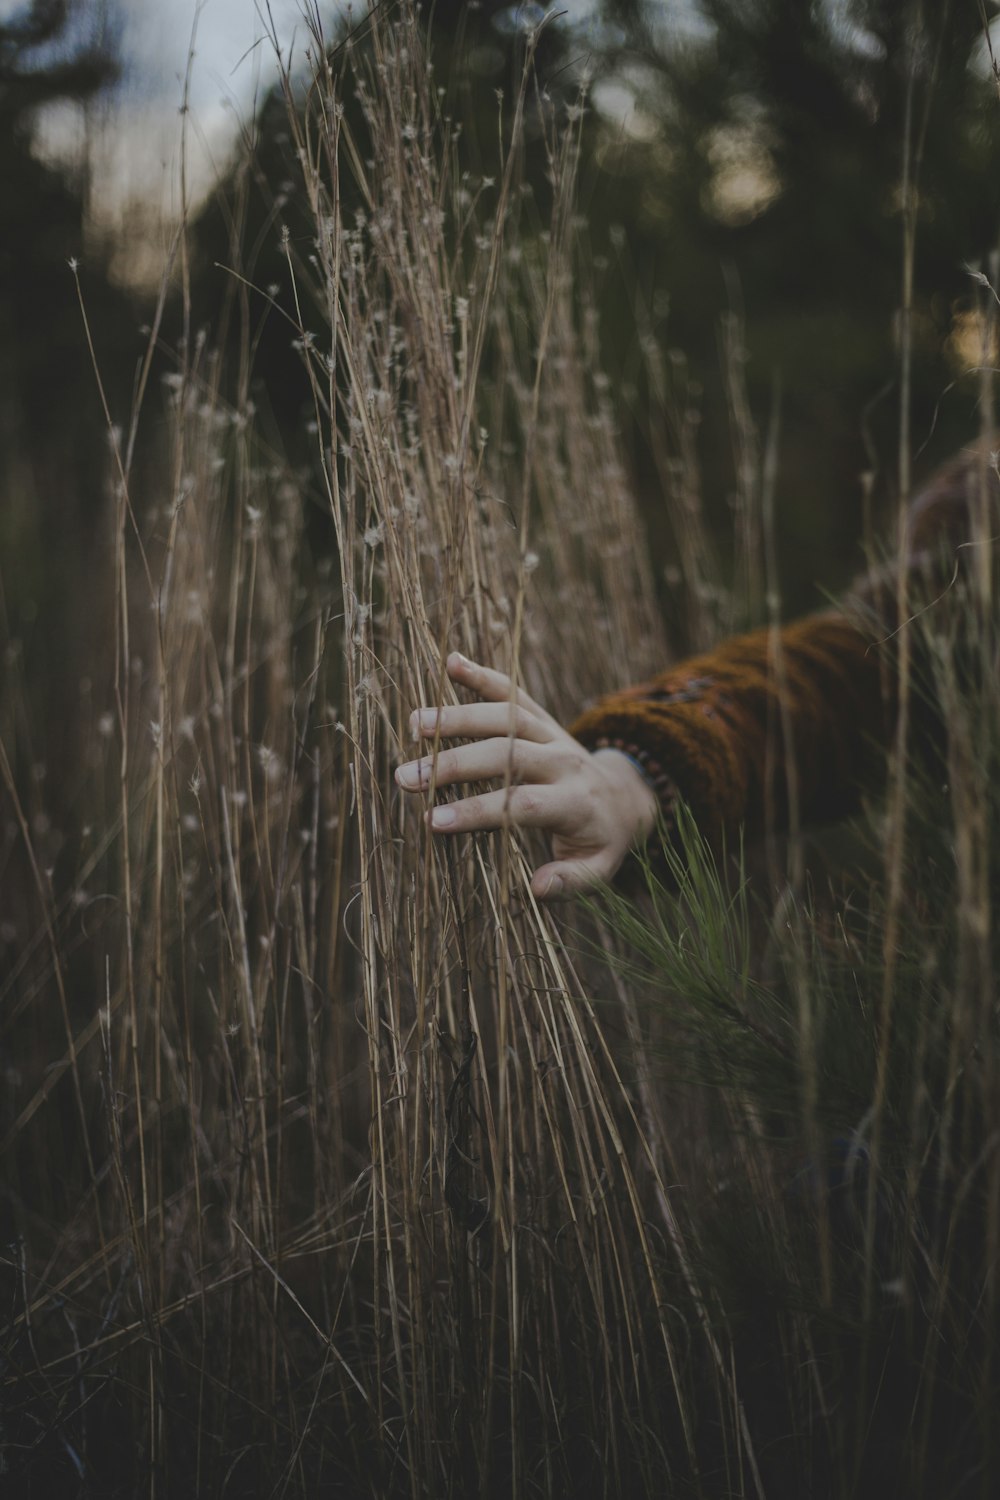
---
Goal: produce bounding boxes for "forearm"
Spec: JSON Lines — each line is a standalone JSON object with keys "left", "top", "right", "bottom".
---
{"left": 569, "top": 611, "right": 890, "bottom": 851}
{"left": 399, "top": 443, "right": 996, "bottom": 899}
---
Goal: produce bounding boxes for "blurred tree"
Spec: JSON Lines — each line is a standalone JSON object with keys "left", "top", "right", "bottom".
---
{"left": 187, "top": 1, "right": 1000, "bottom": 627}
{"left": 0, "top": 0, "right": 116, "bottom": 116}
{"left": 584, "top": 0, "right": 1000, "bottom": 615}
{"left": 0, "top": 0, "right": 134, "bottom": 816}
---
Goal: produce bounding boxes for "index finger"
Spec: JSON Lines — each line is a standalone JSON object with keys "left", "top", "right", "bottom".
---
{"left": 446, "top": 652, "right": 559, "bottom": 728}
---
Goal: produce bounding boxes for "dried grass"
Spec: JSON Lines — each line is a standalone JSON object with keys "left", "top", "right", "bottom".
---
{"left": 3, "top": 6, "right": 999, "bottom": 1498}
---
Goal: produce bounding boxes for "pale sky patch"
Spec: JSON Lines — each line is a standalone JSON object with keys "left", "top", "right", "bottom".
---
{"left": 17, "top": 0, "right": 693, "bottom": 282}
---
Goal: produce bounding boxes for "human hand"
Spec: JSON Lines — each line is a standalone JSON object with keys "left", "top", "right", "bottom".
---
{"left": 395, "top": 652, "right": 659, "bottom": 901}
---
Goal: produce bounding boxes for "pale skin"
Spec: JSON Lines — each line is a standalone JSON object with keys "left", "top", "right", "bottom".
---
{"left": 395, "top": 651, "right": 659, "bottom": 901}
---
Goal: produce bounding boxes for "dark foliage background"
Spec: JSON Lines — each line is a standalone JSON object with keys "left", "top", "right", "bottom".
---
{"left": 4, "top": 0, "right": 999, "bottom": 704}
{"left": 189, "top": 1, "right": 1000, "bottom": 625}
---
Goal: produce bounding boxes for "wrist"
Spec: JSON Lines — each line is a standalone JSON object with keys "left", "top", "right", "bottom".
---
{"left": 590, "top": 747, "right": 661, "bottom": 843}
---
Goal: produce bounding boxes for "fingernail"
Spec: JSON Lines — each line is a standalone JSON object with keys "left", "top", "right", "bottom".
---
{"left": 449, "top": 651, "right": 473, "bottom": 670}
{"left": 396, "top": 762, "right": 422, "bottom": 788}
{"left": 418, "top": 709, "right": 439, "bottom": 732}
{"left": 431, "top": 805, "right": 456, "bottom": 829}
{"left": 544, "top": 875, "right": 563, "bottom": 898}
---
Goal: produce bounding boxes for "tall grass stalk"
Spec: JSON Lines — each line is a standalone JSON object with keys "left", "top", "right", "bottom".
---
{"left": 0, "top": 6, "right": 765, "bottom": 1494}
{"left": 3, "top": 5, "right": 999, "bottom": 1498}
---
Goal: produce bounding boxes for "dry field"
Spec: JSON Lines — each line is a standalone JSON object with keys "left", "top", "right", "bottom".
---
{"left": 2, "top": 6, "right": 999, "bottom": 1498}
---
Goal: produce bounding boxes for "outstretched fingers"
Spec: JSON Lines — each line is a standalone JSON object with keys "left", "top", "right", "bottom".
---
{"left": 399, "top": 651, "right": 621, "bottom": 902}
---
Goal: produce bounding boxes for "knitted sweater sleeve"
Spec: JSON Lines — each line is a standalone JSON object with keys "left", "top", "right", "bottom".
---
{"left": 569, "top": 438, "right": 998, "bottom": 854}
{"left": 568, "top": 611, "right": 889, "bottom": 852}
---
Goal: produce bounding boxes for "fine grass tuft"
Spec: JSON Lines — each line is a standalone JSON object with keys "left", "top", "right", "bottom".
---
{"left": 1, "top": 5, "right": 998, "bottom": 1498}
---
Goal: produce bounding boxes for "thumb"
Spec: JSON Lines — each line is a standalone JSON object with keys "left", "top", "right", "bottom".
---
{"left": 531, "top": 855, "right": 617, "bottom": 903}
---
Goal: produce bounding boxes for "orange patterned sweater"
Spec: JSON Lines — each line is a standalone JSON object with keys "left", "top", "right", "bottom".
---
{"left": 570, "top": 443, "right": 998, "bottom": 852}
